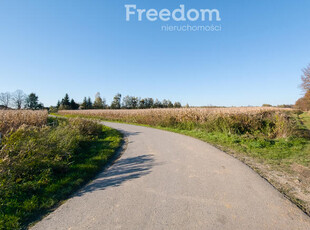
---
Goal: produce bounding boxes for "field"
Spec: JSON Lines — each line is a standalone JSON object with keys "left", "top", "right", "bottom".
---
{"left": 58, "top": 107, "right": 310, "bottom": 214}
{"left": 0, "top": 110, "right": 48, "bottom": 135}
{"left": 0, "top": 111, "right": 122, "bottom": 229}
{"left": 59, "top": 107, "right": 297, "bottom": 138}
{"left": 2, "top": 108, "right": 310, "bottom": 227}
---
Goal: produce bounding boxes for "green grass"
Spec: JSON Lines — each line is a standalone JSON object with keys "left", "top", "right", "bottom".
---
{"left": 159, "top": 127, "right": 310, "bottom": 166}
{"left": 165, "top": 113, "right": 310, "bottom": 167}
{"left": 300, "top": 112, "right": 310, "bottom": 129}
{"left": 53, "top": 112, "right": 310, "bottom": 214}
{"left": 0, "top": 118, "right": 122, "bottom": 229}
{"left": 53, "top": 112, "right": 310, "bottom": 167}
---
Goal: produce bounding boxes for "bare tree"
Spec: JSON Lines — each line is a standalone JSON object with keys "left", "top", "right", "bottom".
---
{"left": 12, "top": 90, "right": 26, "bottom": 109}
{"left": 301, "top": 64, "right": 310, "bottom": 92}
{"left": 0, "top": 92, "right": 11, "bottom": 108}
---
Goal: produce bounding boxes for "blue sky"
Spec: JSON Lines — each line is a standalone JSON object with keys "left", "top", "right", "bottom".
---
{"left": 0, "top": 0, "right": 309, "bottom": 107}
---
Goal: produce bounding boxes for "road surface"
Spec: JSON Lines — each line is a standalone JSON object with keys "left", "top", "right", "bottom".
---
{"left": 32, "top": 122, "right": 310, "bottom": 230}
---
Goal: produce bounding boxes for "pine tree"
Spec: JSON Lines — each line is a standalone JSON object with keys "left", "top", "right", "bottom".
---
{"left": 70, "top": 99, "right": 79, "bottom": 110}
{"left": 80, "top": 97, "right": 87, "bottom": 109}
{"left": 25, "top": 93, "right": 43, "bottom": 110}
{"left": 62, "top": 93, "right": 70, "bottom": 106}
{"left": 87, "top": 97, "right": 93, "bottom": 109}
{"left": 56, "top": 100, "right": 61, "bottom": 108}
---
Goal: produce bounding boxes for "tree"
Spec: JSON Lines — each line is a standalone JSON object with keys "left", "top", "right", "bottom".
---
{"left": 12, "top": 90, "right": 26, "bottom": 109}
{"left": 56, "top": 100, "right": 61, "bottom": 108}
{"left": 80, "top": 97, "right": 88, "bottom": 109}
{"left": 122, "top": 95, "right": 131, "bottom": 109}
{"left": 61, "top": 93, "right": 70, "bottom": 107}
{"left": 93, "top": 92, "right": 104, "bottom": 109}
{"left": 162, "top": 99, "right": 168, "bottom": 108}
{"left": 70, "top": 99, "right": 79, "bottom": 110}
{"left": 87, "top": 97, "right": 93, "bottom": 109}
{"left": 122, "top": 95, "right": 139, "bottom": 109}
{"left": 139, "top": 98, "right": 145, "bottom": 109}
{"left": 295, "top": 90, "right": 310, "bottom": 111}
{"left": 295, "top": 64, "right": 310, "bottom": 111}
{"left": 0, "top": 92, "right": 11, "bottom": 108}
{"left": 167, "top": 100, "right": 174, "bottom": 108}
{"left": 25, "top": 93, "right": 43, "bottom": 110}
{"left": 153, "top": 99, "right": 162, "bottom": 108}
{"left": 111, "top": 93, "right": 121, "bottom": 109}
{"left": 145, "top": 98, "right": 154, "bottom": 108}
{"left": 58, "top": 94, "right": 79, "bottom": 110}
{"left": 174, "top": 102, "right": 182, "bottom": 108}
{"left": 301, "top": 64, "right": 310, "bottom": 92}
{"left": 102, "top": 97, "right": 107, "bottom": 109}
{"left": 131, "top": 97, "right": 138, "bottom": 109}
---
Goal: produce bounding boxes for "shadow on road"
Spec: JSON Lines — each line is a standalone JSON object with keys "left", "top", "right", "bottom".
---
{"left": 121, "top": 130, "right": 141, "bottom": 137}
{"left": 75, "top": 154, "right": 155, "bottom": 196}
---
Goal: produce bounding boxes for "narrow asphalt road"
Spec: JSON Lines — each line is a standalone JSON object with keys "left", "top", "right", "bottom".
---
{"left": 32, "top": 122, "right": 310, "bottom": 230}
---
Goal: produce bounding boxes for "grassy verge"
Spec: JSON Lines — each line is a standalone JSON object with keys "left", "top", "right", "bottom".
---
{"left": 53, "top": 112, "right": 310, "bottom": 215}
{"left": 301, "top": 112, "right": 310, "bottom": 129}
{"left": 0, "top": 117, "right": 122, "bottom": 229}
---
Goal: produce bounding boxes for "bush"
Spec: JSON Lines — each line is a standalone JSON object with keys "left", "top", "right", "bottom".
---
{"left": 0, "top": 118, "right": 121, "bottom": 229}
{"left": 68, "top": 118, "right": 102, "bottom": 136}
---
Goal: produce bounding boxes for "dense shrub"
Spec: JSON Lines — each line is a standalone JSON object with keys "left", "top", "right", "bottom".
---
{"left": 198, "top": 112, "right": 296, "bottom": 138}
{"left": 68, "top": 118, "right": 102, "bottom": 136}
{"left": 0, "top": 118, "right": 121, "bottom": 229}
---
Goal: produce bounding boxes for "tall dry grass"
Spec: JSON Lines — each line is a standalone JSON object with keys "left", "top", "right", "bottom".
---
{"left": 59, "top": 107, "right": 297, "bottom": 138}
{"left": 0, "top": 110, "right": 48, "bottom": 135}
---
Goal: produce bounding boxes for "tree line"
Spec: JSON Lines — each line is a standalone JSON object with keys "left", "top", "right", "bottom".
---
{"left": 2, "top": 66, "right": 309, "bottom": 112}
{"left": 0, "top": 90, "right": 43, "bottom": 110}
{"left": 56, "top": 93, "right": 183, "bottom": 110}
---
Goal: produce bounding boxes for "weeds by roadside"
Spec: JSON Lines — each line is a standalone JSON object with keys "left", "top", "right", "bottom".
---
{"left": 56, "top": 109, "right": 310, "bottom": 215}
{"left": 0, "top": 117, "right": 122, "bottom": 229}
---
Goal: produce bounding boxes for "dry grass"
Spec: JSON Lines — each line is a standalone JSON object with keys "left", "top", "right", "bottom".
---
{"left": 59, "top": 107, "right": 296, "bottom": 138}
{"left": 58, "top": 107, "right": 293, "bottom": 122}
{"left": 59, "top": 106, "right": 292, "bottom": 117}
{"left": 58, "top": 107, "right": 310, "bottom": 215}
{"left": 0, "top": 110, "right": 48, "bottom": 135}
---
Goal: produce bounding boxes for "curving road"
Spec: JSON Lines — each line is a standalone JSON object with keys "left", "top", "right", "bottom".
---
{"left": 32, "top": 122, "right": 310, "bottom": 230}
